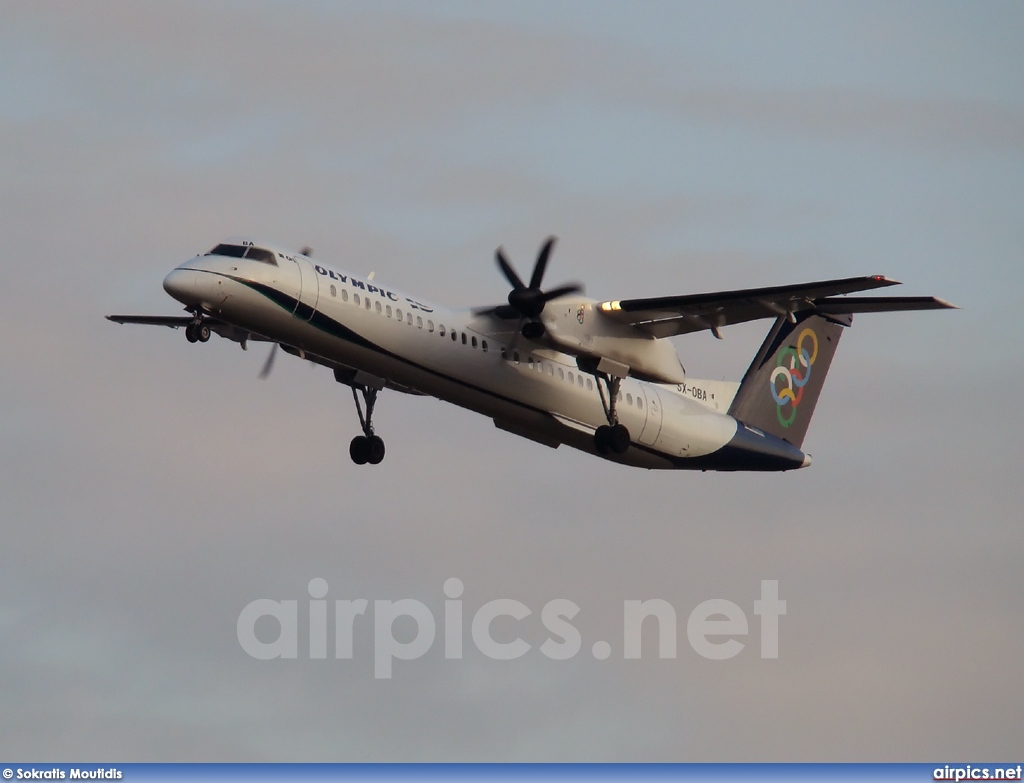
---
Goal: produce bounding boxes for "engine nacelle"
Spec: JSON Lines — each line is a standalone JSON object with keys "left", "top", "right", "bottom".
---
{"left": 541, "top": 299, "right": 686, "bottom": 384}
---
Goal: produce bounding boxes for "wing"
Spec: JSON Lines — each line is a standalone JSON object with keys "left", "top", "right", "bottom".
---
{"left": 106, "top": 315, "right": 274, "bottom": 344}
{"left": 106, "top": 315, "right": 197, "bottom": 328}
{"left": 597, "top": 276, "right": 956, "bottom": 337}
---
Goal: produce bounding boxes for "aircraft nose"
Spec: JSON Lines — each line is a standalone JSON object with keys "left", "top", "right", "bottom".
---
{"left": 163, "top": 268, "right": 198, "bottom": 306}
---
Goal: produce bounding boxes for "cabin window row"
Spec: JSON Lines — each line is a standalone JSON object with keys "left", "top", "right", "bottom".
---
{"left": 322, "top": 284, "right": 640, "bottom": 407}
{"left": 497, "top": 349, "right": 644, "bottom": 408}
{"left": 326, "top": 284, "right": 488, "bottom": 351}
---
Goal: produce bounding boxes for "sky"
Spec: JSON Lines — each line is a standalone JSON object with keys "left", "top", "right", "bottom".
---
{"left": 1, "top": 0, "right": 1022, "bottom": 762}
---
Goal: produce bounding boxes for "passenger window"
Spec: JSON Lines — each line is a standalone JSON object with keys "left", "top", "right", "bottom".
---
{"left": 586, "top": 378, "right": 593, "bottom": 390}
{"left": 461, "top": 333, "right": 467, "bottom": 345}
{"left": 365, "top": 297, "right": 372, "bottom": 310}
{"left": 452, "top": 331, "right": 458, "bottom": 342}
{"left": 481, "top": 340, "right": 487, "bottom": 352}
{"left": 417, "top": 316, "right": 423, "bottom": 329}
{"left": 557, "top": 367, "right": 564, "bottom": 380}
{"left": 439, "top": 325, "right": 445, "bottom": 337}
{"left": 568, "top": 372, "right": 574, "bottom": 384}
{"left": 353, "top": 293, "right": 361, "bottom": 306}
{"left": 386, "top": 305, "right": 392, "bottom": 317}
{"left": 375, "top": 301, "right": 382, "bottom": 314}
{"left": 407, "top": 313, "right": 412, "bottom": 324}
{"left": 501, "top": 347, "right": 507, "bottom": 359}
{"left": 342, "top": 289, "right": 349, "bottom": 302}
{"left": 577, "top": 375, "right": 584, "bottom": 387}
{"left": 513, "top": 351, "right": 520, "bottom": 365}
{"left": 428, "top": 320, "right": 434, "bottom": 333}
{"left": 330, "top": 284, "right": 337, "bottom": 297}
{"left": 471, "top": 336, "right": 477, "bottom": 348}
{"left": 396, "top": 308, "right": 402, "bottom": 320}
{"left": 547, "top": 364, "right": 554, "bottom": 376}
{"left": 626, "top": 393, "right": 633, "bottom": 405}
{"left": 637, "top": 397, "right": 643, "bottom": 409}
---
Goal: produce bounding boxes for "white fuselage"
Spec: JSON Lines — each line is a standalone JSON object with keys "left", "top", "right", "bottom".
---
{"left": 162, "top": 241, "right": 808, "bottom": 471}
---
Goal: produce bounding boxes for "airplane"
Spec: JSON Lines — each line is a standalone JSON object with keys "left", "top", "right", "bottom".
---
{"left": 107, "top": 237, "right": 955, "bottom": 470}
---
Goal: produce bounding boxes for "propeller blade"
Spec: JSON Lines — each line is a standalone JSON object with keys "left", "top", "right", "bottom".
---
{"left": 541, "top": 283, "right": 584, "bottom": 302}
{"left": 496, "top": 248, "right": 526, "bottom": 290}
{"left": 258, "top": 344, "right": 279, "bottom": 379}
{"left": 495, "top": 236, "right": 579, "bottom": 321}
{"left": 529, "top": 236, "right": 557, "bottom": 290}
{"left": 472, "top": 304, "right": 520, "bottom": 319}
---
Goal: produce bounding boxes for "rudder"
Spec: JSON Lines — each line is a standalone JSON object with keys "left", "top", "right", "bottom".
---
{"left": 728, "top": 312, "right": 851, "bottom": 448}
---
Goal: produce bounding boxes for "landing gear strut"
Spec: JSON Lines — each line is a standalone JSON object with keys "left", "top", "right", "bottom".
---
{"left": 349, "top": 385, "right": 385, "bottom": 465}
{"left": 592, "top": 372, "right": 630, "bottom": 455}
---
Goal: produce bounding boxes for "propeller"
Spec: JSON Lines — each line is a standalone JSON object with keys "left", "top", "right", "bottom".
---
{"left": 258, "top": 344, "right": 278, "bottom": 380}
{"left": 495, "top": 237, "right": 583, "bottom": 325}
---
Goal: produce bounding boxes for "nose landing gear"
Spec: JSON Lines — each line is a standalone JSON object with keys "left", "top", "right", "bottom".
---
{"left": 184, "top": 312, "right": 211, "bottom": 343}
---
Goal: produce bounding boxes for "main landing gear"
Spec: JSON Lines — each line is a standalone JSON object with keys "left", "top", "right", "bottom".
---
{"left": 591, "top": 371, "right": 630, "bottom": 455}
{"left": 348, "top": 384, "right": 386, "bottom": 465}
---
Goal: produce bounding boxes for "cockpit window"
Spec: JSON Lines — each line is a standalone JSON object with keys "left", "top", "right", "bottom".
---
{"left": 206, "top": 244, "right": 278, "bottom": 265}
{"left": 245, "top": 247, "right": 277, "bottom": 265}
{"left": 208, "top": 243, "right": 247, "bottom": 258}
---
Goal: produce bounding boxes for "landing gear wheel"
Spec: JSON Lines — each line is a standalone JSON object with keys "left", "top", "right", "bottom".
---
{"left": 348, "top": 384, "right": 386, "bottom": 466}
{"left": 197, "top": 323, "right": 211, "bottom": 342}
{"left": 595, "top": 423, "right": 630, "bottom": 454}
{"left": 350, "top": 436, "right": 370, "bottom": 465}
{"left": 366, "top": 435, "right": 386, "bottom": 465}
{"left": 610, "top": 423, "right": 631, "bottom": 454}
{"left": 185, "top": 323, "right": 199, "bottom": 343}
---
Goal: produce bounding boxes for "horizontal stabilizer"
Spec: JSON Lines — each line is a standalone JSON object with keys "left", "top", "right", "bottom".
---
{"left": 592, "top": 276, "right": 960, "bottom": 339}
{"left": 812, "top": 296, "right": 958, "bottom": 314}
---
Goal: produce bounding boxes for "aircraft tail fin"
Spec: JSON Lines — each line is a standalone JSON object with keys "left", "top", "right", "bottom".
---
{"left": 728, "top": 312, "right": 850, "bottom": 448}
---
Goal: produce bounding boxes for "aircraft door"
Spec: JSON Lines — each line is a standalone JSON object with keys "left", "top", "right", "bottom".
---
{"left": 292, "top": 257, "right": 320, "bottom": 321}
{"left": 637, "top": 387, "right": 664, "bottom": 446}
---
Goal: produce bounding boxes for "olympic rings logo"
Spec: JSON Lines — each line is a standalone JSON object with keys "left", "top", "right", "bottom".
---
{"left": 577, "top": 307, "right": 585, "bottom": 325}
{"left": 769, "top": 328, "right": 819, "bottom": 428}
